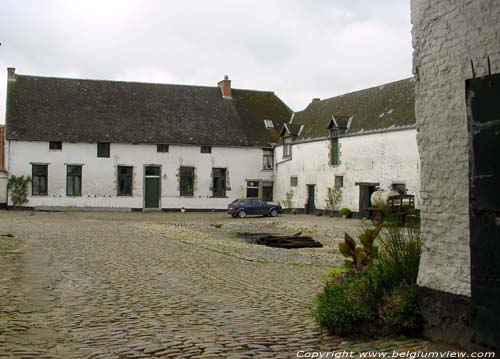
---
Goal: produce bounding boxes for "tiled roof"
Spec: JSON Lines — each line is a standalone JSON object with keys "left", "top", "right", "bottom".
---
{"left": 6, "top": 74, "right": 292, "bottom": 147}
{"left": 289, "top": 78, "right": 415, "bottom": 141}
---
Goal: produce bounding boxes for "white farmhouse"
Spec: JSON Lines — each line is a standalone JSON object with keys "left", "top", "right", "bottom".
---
{"left": 273, "top": 78, "right": 418, "bottom": 217}
{"left": 3, "top": 69, "right": 291, "bottom": 210}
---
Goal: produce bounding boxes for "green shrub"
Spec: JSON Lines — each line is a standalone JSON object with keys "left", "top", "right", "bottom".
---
{"left": 338, "top": 226, "right": 381, "bottom": 271}
{"left": 378, "top": 283, "right": 421, "bottom": 336}
{"left": 367, "top": 222, "right": 421, "bottom": 296}
{"left": 315, "top": 221, "right": 422, "bottom": 337}
{"left": 314, "top": 275, "right": 370, "bottom": 335}
{"left": 7, "top": 175, "right": 31, "bottom": 206}
{"left": 339, "top": 208, "right": 351, "bottom": 217}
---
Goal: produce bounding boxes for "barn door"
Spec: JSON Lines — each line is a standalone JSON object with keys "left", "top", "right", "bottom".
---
{"left": 467, "top": 73, "right": 500, "bottom": 349}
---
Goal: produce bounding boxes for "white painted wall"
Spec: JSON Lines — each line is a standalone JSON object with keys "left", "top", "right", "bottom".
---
{"left": 6, "top": 140, "right": 273, "bottom": 209}
{"left": 412, "top": 0, "right": 500, "bottom": 297}
{"left": 0, "top": 171, "right": 7, "bottom": 205}
{"left": 274, "top": 129, "right": 419, "bottom": 214}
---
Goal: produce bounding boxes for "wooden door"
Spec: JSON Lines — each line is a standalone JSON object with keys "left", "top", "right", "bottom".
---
{"left": 307, "top": 185, "right": 316, "bottom": 214}
{"left": 144, "top": 166, "right": 161, "bottom": 209}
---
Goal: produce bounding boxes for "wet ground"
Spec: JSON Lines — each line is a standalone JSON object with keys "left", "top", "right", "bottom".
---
{"left": 0, "top": 211, "right": 441, "bottom": 358}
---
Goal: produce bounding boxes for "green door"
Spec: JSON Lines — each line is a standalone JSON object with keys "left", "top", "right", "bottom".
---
{"left": 144, "top": 166, "right": 161, "bottom": 209}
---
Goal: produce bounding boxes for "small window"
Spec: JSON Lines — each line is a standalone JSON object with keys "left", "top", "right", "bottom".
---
{"left": 145, "top": 166, "right": 161, "bottom": 176}
{"left": 263, "top": 149, "right": 274, "bottom": 170}
{"left": 49, "top": 141, "right": 62, "bottom": 150}
{"left": 335, "top": 175, "right": 344, "bottom": 188}
{"left": 117, "top": 166, "right": 133, "bottom": 196}
{"left": 290, "top": 176, "right": 298, "bottom": 187}
{"left": 264, "top": 119, "right": 274, "bottom": 128}
{"left": 180, "top": 166, "right": 195, "bottom": 196}
{"left": 200, "top": 146, "right": 212, "bottom": 154}
{"left": 157, "top": 144, "right": 169, "bottom": 153}
{"left": 246, "top": 181, "right": 259, "bottom": 198}
{"left": 283, "top": 136, "right": 292, "bottom": 158}
{"left": 97, "top": 142, "right": 110, "bottom": 158}
{"left": 392, "top": 183, "right": 407, "bottom": 195}
{"left": 67, "top": 165, "right": 82, "bottom": 196}
{"left": 212, "top": 168, "right": 227, "bottom": 197}
{"left": 32, "top": 164, "right": 48, "bottom": 195}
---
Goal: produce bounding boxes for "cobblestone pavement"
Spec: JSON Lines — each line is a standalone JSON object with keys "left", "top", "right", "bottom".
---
{"left": 0, "top": 211, "right": 440, "bottom": 358}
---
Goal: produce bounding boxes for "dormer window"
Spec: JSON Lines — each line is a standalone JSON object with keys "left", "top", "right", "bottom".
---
{"left": 283, "top": 136, "right": 292, "bottom": 158}
{"left": 264, "top": 119, "right": 274, "bottom": 128}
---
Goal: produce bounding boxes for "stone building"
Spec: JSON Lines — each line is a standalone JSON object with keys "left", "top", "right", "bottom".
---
{"left": 3, "top": 69, "right": 290, "bottom": 210}
{"left": 0, "top": 125, "right": 7, "bottom": 207}
{"left": 412, "top": 0, "right": 500, "bottom": 351}
{"left": 273, "top": 78, "right": 418, "bottom": 216}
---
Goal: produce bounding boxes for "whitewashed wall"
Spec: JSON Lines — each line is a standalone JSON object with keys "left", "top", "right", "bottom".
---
{"left": 274, "top": 129, "right": 419, "bottom": 214}
{"left": 0, "top": 171, "right": 7, "bottom": 205}
{"left": 6, "top": 141, "right": 273, "bottom": 209}
{"left": 412, "top": 0, "right": 500, "bottom": 297}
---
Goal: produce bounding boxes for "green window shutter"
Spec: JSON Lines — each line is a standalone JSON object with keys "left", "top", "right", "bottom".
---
{"left": 331, "top": 137, "right": 339, "bottom": 165}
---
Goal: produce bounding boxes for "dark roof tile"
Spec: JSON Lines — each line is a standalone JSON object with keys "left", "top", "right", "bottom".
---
{"left": 290, "top": 78, "right": 415, "bottom": 141}
{"left": 6, "top": 74, "right": 291, "bottom": 147}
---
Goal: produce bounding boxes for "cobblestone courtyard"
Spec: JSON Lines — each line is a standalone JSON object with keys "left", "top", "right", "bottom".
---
{"left": 0, "top": 211, "right": 437, "bottom": 358}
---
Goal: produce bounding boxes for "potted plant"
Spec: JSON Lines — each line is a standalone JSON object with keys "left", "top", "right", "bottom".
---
{"left": 339, "top": 207, "right": 352, "bottom": 219}
{"left": 325, "top": 187, "right": 342, "bottom": 217}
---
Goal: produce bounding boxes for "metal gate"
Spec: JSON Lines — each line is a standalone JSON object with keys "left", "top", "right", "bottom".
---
{"left": 467, "top": 73, "right": 500, "bottom": 350}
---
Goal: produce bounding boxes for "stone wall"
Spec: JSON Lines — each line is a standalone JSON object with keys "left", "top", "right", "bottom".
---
{"left": 6, "top": 140, "right": 273, "bottom": 210}
{"left": 274, "top": 129, "right": 419, "bottom": 213}
{"left": 412, "top": 0, "right": 500, "bottom": 297}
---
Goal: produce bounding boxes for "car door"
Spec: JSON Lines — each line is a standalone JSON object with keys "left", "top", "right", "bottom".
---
{"left": 256, "top": 199, "right": 268, "bottom": 215}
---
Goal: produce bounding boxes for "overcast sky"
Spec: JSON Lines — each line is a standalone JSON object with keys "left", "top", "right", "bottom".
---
{"left": 0, "top": 0, "right": 412, "bottom": 123}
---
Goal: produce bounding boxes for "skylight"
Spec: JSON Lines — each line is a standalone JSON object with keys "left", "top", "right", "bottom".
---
{"left": 264, "top": 119, "right": 274, "bottom": 128}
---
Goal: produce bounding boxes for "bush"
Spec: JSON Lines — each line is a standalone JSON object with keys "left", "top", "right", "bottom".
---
{"left": 314, "top": 221, "right": 422, "bottom": 337}
{"left": 378, "top": 283, "right": 421, "bottom": 336}
{"left": 7, "top": 175, "right": 31, "bottom": 206}
{"left": 314, "top": 275, "right": 370, "bottom": 335}
{"left": 365, "top": 222, "right": 421, "bottom": 299}
{"left": 339, "top": 208, "right": 352, "bottom": 217}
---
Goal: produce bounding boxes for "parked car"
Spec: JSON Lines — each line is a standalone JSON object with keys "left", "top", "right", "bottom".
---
{"left": 227, "top": 198, "right": 282, "bottom": 218}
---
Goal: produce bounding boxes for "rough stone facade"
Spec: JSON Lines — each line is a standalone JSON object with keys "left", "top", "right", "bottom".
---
{"left": 412, "top": 0, "right": 500, "bottom": 350}
{"left": 412, "top": 0, "right": 500, "bottom": 297}
{"left": 274, "top": 129, "right": 419, "bottom": 214}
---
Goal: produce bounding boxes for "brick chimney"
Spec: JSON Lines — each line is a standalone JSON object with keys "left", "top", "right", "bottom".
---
{"left": 0, "top": 125, "right": 5, "bottom": 172}
{"left": 217, "top": 75, "right": 232, "bottom": 99}
{"left": 7, "top": 67, "right": 16, "bottom": 82}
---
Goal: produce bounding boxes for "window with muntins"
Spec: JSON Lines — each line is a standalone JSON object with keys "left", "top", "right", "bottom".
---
{"left": 66, "top": 165, "right": 82, "bottom": 196}
{"left": 32, "top": 164, "right": 48, "bottom": 195}
{"left": 97, "top": 142, "right": 110, "bottom": 158}
{"left": 212, "top": 168, "right": 227, "bottom": 197}
{"left": 246, "top": 181, "right": 259, "bottom": 198}
{"left": 117, "top": 166, "right": 133, "bottom": 196}
{"left": 180, "top": 167, "right": 195, "bottom": 196}
{"left": 263, "top": 149, "right": 274, "bottom": 170}
{"left": 331, "top": 128, "right": 340, "bottom": 166}
{"left": 49, "top": 141, "right": 62, "bottom": 150}
{"left": 283, "top": 136, "right": 292, "bottom": 158}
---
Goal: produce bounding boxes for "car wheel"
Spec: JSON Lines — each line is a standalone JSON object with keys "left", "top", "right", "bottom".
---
{"left": 270, "top": 209, "right": 278, "bottom": 217}
{"left": 238, "top": 210, "right": 247, "bottom": 218}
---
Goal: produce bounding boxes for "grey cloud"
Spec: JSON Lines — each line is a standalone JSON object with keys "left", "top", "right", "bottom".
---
{"left": 0, "top": 0, "right": 412, "bottom": 122}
